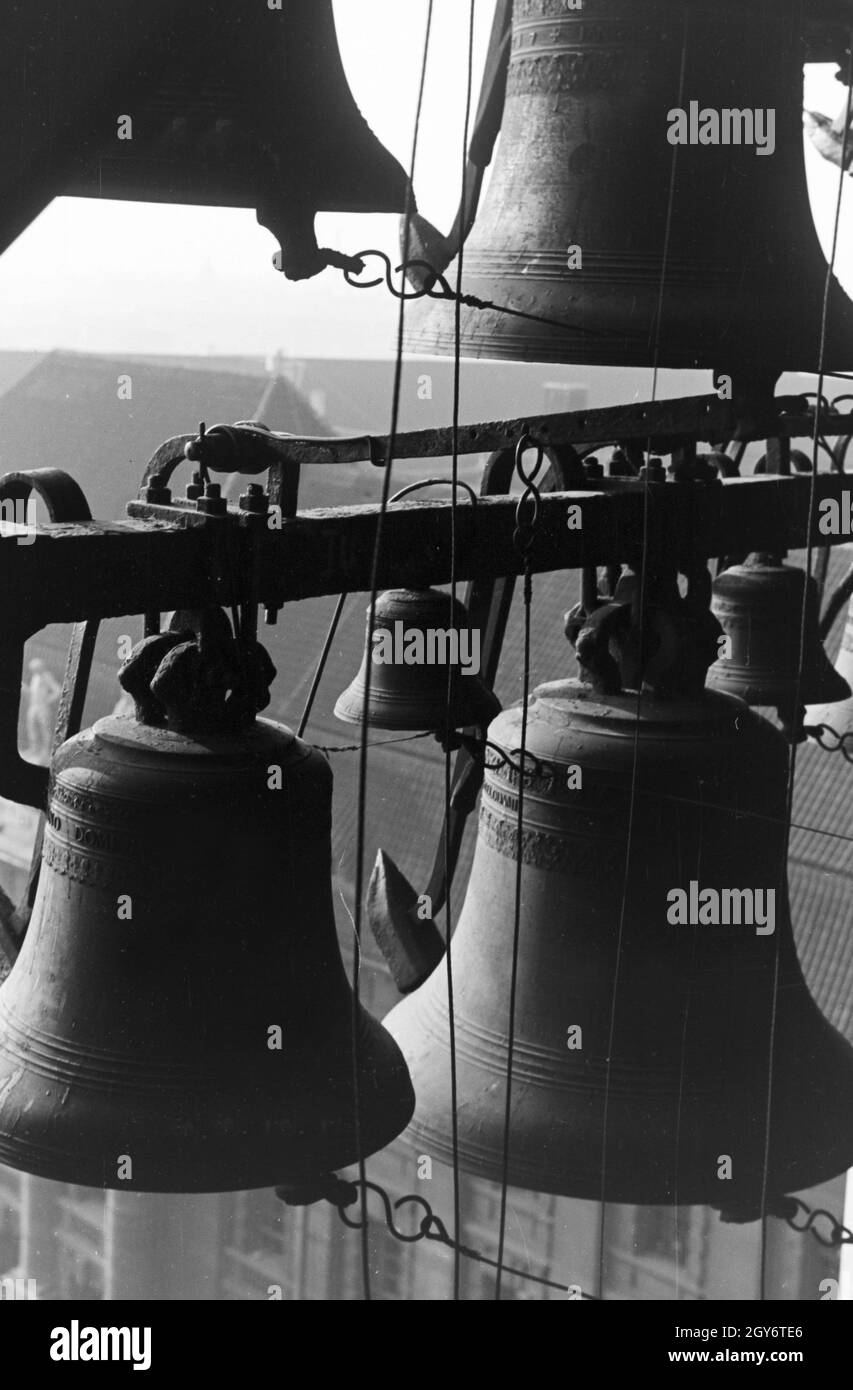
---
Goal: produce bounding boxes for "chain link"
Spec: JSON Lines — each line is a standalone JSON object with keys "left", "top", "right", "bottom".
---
{"left": 780, "top": 1196, "right": 853, "bottom": 1248}
{"left": 513, "top": 433, "right": 545, "bottom": 559}
{"left": 328, "top": 1179, "right": 599, "bottom": 1298}
{"left": 805, "top": 722, "right": 853, "bottom": 762}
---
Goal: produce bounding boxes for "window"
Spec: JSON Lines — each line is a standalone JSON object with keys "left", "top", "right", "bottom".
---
{"left": 633, "top": 1206, "right": 691, "bottom": 1267}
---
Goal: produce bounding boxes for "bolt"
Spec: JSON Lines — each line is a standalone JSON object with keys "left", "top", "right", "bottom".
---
{"left": 196, "top": 482, "right": 227, "bottom": 516}
{"left": 640, "top": 458, "right": 666, "bottom": 482}
{"left": 186, "top": 470, "right": 204, "bottom": 500}
{"left": 239, "top": 482, "right": 269, "bottom": 514}
{"left": 608, "top": 447, "right": 633, "bottom": 477}
{"left": 184, "top": 422, "right": 207, "bottom": 463}
{"left": 141, "top": 481, "right": 172, "bottom": 505}
{"left": 692, "top": 456, "right": 720, "bottom": 484}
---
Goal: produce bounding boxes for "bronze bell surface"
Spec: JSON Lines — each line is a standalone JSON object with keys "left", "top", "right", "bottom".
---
{"left": 404, "top": 0, "right": 853, "bottom": 374}
{"left": 807, "top": 594, "right": 853, "bottom": 738}
{"left": 383, "top": 678, "right": 853, "bottom": 1206}
{"left": 1, "top": 0, "right": 408, "bottom": 279}
{"left": 334, "top": 589, "right": 500, "bottom": 733}
{"left": 0, "top": 616, "right": 414, "bottom": 1191}
{"left": 706, "top": 554, "right": 850, "bottom": 725}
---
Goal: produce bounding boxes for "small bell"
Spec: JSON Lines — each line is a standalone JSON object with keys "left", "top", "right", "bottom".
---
{"left": 706, "top": 555, "right": 849, "bottom": 729}
{"left": 334, "top": 589, "right": 500, "bottom": 733}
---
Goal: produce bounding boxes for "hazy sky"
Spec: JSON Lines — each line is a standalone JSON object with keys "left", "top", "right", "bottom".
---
{"left": 0, "top": 1, "right": 850, "bottom": 361}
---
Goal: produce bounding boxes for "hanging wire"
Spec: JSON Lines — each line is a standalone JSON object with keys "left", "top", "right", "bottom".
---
{"left": 343, "top": 250, "right": 643, "bottom": 343}
{"left": 756, "top": 34, "right": 853, "bottom": 1305}
{"left": 493, "top": 433, "right": 544, "bottom": 1301}
{"left": 483, "top": 743, "right": 544, "bottom": 776}
{"left": 328, "top": 1179, "right": 599, "bottom": 1298}
{"left": 474, "top": 740, "right": 853, "bottom": 846}
{"left": 818, "top": 559, "right": 853, "bottom": 640}
{"left": 443, "top": 0, "right": 477, "bottom": 1303}
{"left": 594, "top": 8, "right": 691, "bottom": 1303}
{"left": 313, "top": 732, "right": 433, "bottom": 754}
{"left": 297, "top": 592, "right": 348, "bottom": 738}
{"left": 348, "top": 1, "right": 435, "bottom": 1301}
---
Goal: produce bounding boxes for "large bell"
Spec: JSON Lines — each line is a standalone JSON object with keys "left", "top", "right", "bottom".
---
{"left": 706, "top": 555, "right": 850, "bottom": 723}
{"left": 1, "top": 1, "right": 408, "bottom": 278}
{"left": 0, "top": 622, "right": 414, "bottom": 1192}
{"left": 404, "top": 0, "right": 853, "bottom": 373}
{"left": 384, "top": 681, "right": 853, "bottom": 1205}
{"left": 334, "top": 589, "right": 500, "bottom": 733}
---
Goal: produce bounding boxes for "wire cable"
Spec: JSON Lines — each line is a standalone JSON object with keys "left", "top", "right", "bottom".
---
{"left": 296, "top": 593, "right": 348, "bottom": 738}
{"left": 327, "top": 1178, "right": 600, "bottom": 1298}
{"left": 349, "top": 1, "right": 435, "bottom": 1300}
{"left": 443, "top": 0, "right": 477, "bottom": 1303}
{"left": 494, "top": 435, "right": 543, "bottom": 1300}
{"left": 595, "top": 8, "right": 690, "bottom": 1302}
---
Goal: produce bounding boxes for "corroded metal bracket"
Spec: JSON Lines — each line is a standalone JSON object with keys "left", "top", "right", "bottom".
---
{"left": 0, "top": 469, "right": 94, "bottom": 808}
{"left": 132, "top": 393, "right": 838, "bottom": 475}
{"left": 0, "top": 470, "right": 99, "bottom": 964}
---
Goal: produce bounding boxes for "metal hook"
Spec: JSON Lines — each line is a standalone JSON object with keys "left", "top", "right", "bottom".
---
{"left": 333, "top": 1178, "right": 391, "bottom": 1232}
{"left": 343, "top": 249, "right": 429, "bottom": 300}
{"left": 343, "top": 249, "right": 389, "bottom": 291}
{"left": 332, "top": 1179, "right": 437, "bottom": 1243}
{"left": 399, "top": 259, "right": 457, "bottom": 301}
{"left": 392, "top": 1193, "right": 451, "bottom": 1244}
{"left": 482, "top": 742, "right": 545, "bottom": 778}
{"left": 343, "top": 249, "right": 460, "bottom": 303}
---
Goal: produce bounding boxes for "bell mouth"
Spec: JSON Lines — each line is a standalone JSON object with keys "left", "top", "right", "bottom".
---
{"left": 0, "top": 1002, "right": 415, "bottom": 1193}
{"left": 384, "top": 980, "right": 853, "bottom": 1207}
{"left": 334, "top": 674, "right": 500, "bottom": 733}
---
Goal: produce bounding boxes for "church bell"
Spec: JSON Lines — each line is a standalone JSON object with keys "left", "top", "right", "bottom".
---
{"left": 382, "top": 583, "right": 853, "bottom": 1206}
{"left": 706, "top": 554, "right": 850, "bottom": 728}
{"left": 404, "top": 0, "right": 853, "bottom": 374}
{"left": 1, "top": 0, "right": 409, "bottom": 279}
{"left": 334, "top": 589, "right": 500, "bottom": 733}
{"left": 0, "top": 617, "right": 414, "bottom": 1192}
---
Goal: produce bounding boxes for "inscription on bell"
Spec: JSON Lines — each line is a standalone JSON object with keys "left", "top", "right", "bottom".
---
{"left": 48, "top": 811, "right": 137, "bottom": 859}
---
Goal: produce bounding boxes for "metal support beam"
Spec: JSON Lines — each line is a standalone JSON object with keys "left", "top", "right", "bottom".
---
{"left": 139, "top": 396, "right": 851, "bottom": 480}
{"left": 2, "top": 474, "right": 852, "bottom": 631}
